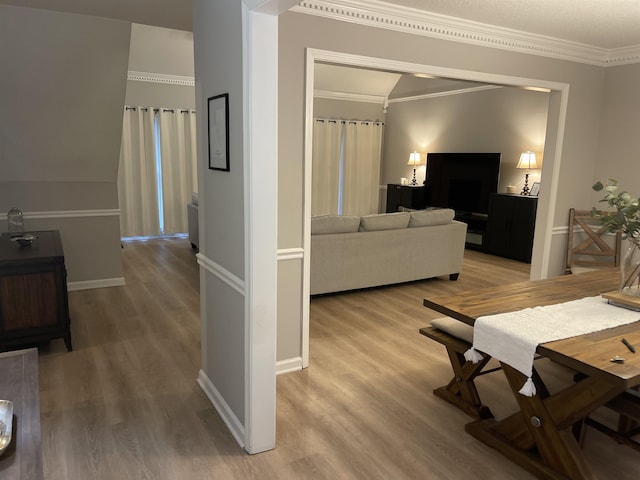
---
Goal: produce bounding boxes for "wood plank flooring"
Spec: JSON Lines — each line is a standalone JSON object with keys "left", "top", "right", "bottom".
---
{"left": 36, "top": 239, "right": 640, "bottom": 479}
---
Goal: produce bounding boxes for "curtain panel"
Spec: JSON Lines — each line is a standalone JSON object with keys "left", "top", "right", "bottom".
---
{"left": 118, "top": 107, "right": 197, "bottom": 238}
{"left": 118, "top": 107, "right": 160, "bottom": 237}
{"left": 342, "top": 121, "right": 383, "bottom": 216}
{"left": 158, "top": 109, "right": 197, "bottom": 234}
{"left": 311, "top": 118, "right": 384, "bottom": 217}
{"left": 311, "top": 119, "right": 342, "bottom": 216}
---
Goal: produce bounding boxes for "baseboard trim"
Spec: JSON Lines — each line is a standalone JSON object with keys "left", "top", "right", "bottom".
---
{"left": 67, "top": 277, "right": 126, "bottom": 291}
{"left": 197, "top": 369, "right": 245, "bottom": 449}
{"left": 276, "top": 357, "right": 303, "bottom": 375}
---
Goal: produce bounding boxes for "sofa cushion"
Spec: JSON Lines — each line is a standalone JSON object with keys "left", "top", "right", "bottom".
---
{"left": 311, "top": 215, "right": 361, "bottom": 235}
{"left": 359, "top": 212, "right": 410, "bottom": 231}
{"left": 409, "top": 208, "right": 455, "bottom": 228}
{"left": 192, "top": 192, "right": 199, "bottom": 206}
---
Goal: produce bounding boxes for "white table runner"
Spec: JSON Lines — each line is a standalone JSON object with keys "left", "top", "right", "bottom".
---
{"left": 464, "top": 296, "right": 640, "bottom": 396}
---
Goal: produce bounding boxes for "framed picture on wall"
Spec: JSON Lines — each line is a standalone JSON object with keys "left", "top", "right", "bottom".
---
{"left": 530, "top": 182, "right": 541, "bottom": 197}
{"left": 208, "top": 93, "right": 230, "bottom": 171}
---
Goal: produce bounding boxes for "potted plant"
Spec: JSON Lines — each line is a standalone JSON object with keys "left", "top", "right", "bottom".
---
{"left": 593, "top": 179, "right": 640, "bottom": 296}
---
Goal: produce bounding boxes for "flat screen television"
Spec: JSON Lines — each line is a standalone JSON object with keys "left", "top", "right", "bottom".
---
{"left": 425, "top": 153, "right": 501, "bottom": 215}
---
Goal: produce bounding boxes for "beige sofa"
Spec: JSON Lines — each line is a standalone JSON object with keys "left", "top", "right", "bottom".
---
{"left": 310, "top": 209, "right": 467, "bottom": 295}
{"left": 187, "top": 192, "right": 198, "bottom": 250}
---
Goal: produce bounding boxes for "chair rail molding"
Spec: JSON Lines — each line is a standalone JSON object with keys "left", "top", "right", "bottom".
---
{"left": 0, "top": 209, "right": 120, "bottom": 219}
{"left": 277, "top": 248, "right": 304, "bottom": 261}
{"left": 196, "top": 253, "right": 246, "bottom": 296}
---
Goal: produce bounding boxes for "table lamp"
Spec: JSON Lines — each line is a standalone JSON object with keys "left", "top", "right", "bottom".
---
{"left": 408, "top": 151, "right": 422, "bottom": 186}
{"left": 516, "top": 151, "right": 538, "bottom": 195}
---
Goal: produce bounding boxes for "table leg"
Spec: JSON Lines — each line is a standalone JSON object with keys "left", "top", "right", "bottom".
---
{"left": 434, "top": 347, "right": 494, "bottom": 419}
{"left": 465, "top": 363, "right": 623, "bottom": 480}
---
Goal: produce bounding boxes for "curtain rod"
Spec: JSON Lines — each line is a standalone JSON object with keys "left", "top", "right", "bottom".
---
{"left": 314, "top": 118, "right": 384, "bottom": 126}
{"left": 125, "top": 106, "right": 196, "bottom": 114}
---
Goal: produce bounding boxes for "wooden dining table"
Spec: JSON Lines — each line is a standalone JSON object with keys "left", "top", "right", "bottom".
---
{"left": 422, "top": 269, "right": 640, "bottom": 480}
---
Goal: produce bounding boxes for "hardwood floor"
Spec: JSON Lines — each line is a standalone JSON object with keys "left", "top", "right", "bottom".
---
{"left": 37, "top": 239, "right": 640, "bottom": 479}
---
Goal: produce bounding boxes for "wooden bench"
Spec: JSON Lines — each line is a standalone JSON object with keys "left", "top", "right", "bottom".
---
{"left": 574, "top": 376, "right": 640, "bottom": 452}
{"left": 419, "top": 318, "right": 496, "bottom": 420}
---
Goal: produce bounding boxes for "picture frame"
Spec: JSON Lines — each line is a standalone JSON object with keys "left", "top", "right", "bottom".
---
{"left": 530, "top": 182, "right": 541, "bottom": 197}
{"left": 207, "top": 93, "right": 230, "bottom": 171}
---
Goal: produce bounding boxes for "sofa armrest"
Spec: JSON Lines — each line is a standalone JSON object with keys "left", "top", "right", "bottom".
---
{"left": 187, "top": 203, "right": 198, "bottom": 249}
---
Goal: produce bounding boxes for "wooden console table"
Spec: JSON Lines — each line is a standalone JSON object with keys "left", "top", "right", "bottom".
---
{"left": 0, "top": 348, "right": 43, "bottom": 479}
{"left": 0, "top": 231, "right": 72, "bottom": 351}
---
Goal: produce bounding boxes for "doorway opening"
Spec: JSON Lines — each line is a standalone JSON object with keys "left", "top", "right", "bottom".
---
{"left": 301, "top": 49, "right": 570, "bottom": 367}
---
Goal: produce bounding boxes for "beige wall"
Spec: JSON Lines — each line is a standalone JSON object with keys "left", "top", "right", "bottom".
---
{"left": 593, "top": 63, "right": 640, "bottom": 203}
{"left": 0, "top": 5, "right": 130, "bottom": 286}
{"left": 313, "top": 98, "right": 386, "bottom": 121}
{"left": 128, "top": 24, "right": 194, "bottom": 76}
{"left": 125, "top": 24, "right": 195, "bottom": 109}
{"left": 382, "top": 87, "right": 549, "bottom": 191}
{"left": 277, "top": 10, "right": 609, "bottom": 364}
{"left": 193, "top": 0, "right": 246, "bottom": 426}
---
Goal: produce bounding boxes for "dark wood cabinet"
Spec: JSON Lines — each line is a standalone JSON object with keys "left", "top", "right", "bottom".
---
{"left": 0, "top": 231, "right": 72, "bottom": 351}
{"left": 386, "top": 184, "right": 426, "bottom": 212}
{"left": 486, "top": 194, "right": 538, "bottom": 262}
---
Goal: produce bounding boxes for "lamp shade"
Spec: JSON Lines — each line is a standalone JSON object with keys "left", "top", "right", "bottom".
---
{"left": 408, "top": 151, "right": 422, "bottom": 166}
{"left": 516, "top": 151, "right": 538, "bottom": 170}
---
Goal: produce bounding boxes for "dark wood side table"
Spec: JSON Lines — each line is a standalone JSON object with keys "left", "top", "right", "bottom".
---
{"left": 386, "top": 184, "right": 426, "bottom": 212}
{"left": 0, "top": 231, "right": 72, "bottom": 351}
{"left": 0, "top": 348, "right": 43, "bottom": 480}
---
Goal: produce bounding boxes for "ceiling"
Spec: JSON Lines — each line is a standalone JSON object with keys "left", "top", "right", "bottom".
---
{"left": 1, "top": 0, "right": 640, "bottom": 50}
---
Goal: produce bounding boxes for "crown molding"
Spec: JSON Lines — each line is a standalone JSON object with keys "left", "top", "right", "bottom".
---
{"left": 291, "top": 0, "right": 640, "bottom": 67}
{"left": 388, "top": 85, "right": 502, "bottom": 104}
{"left": 127, "top": 70, "right": 195, "bottom": 86}
{"left": 314, "top": 89, "right": 386, "bottom": 103}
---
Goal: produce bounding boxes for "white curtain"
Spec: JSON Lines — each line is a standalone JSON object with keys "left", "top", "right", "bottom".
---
{"left": 342, "top": 121, "right": 384, "bottom": 216}
{"left": 157, "top": 109, "right": 197, "bottom": 234}
{"left": 312, "top": 119, "right": 343, "bottom": 216}
{"left": 117, "top": 107, "right": 160, "bottom": 237}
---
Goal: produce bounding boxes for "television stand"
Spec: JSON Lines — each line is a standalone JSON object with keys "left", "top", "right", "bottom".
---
{"left": 454, "top": 212, "right": 488, "bottom": 251}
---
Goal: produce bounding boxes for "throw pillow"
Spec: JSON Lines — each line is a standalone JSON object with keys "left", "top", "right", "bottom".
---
{"left": 359, "top": 212, "right": 410, "bottom": 231}
{"left": 311, "top": 215, "right": 361, "bottom": 235}
{"left": 408, "top": 208, "right": 455, "bottom": 227}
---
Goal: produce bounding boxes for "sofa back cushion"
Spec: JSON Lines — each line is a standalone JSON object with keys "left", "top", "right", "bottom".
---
{"left": 409, "top": 208, "right": 455, "bottom": 227}
{"left": 311, "top": 214, "right": 361, "bottom": 235}
{"left": 359, "top": 212, "right": 410, "bottom": 231}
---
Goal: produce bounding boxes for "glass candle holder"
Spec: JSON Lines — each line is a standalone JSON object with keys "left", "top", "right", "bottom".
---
{"left": 7, "top": 208, "right": 24, "bottom": 237}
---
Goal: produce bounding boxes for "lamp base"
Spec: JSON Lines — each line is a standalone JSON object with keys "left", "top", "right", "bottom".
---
{"left": 521, "top": 172, "right": 530, "bottom": 196}
{"left": 410, "top": 168, "right": 418, "bottom": 186}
